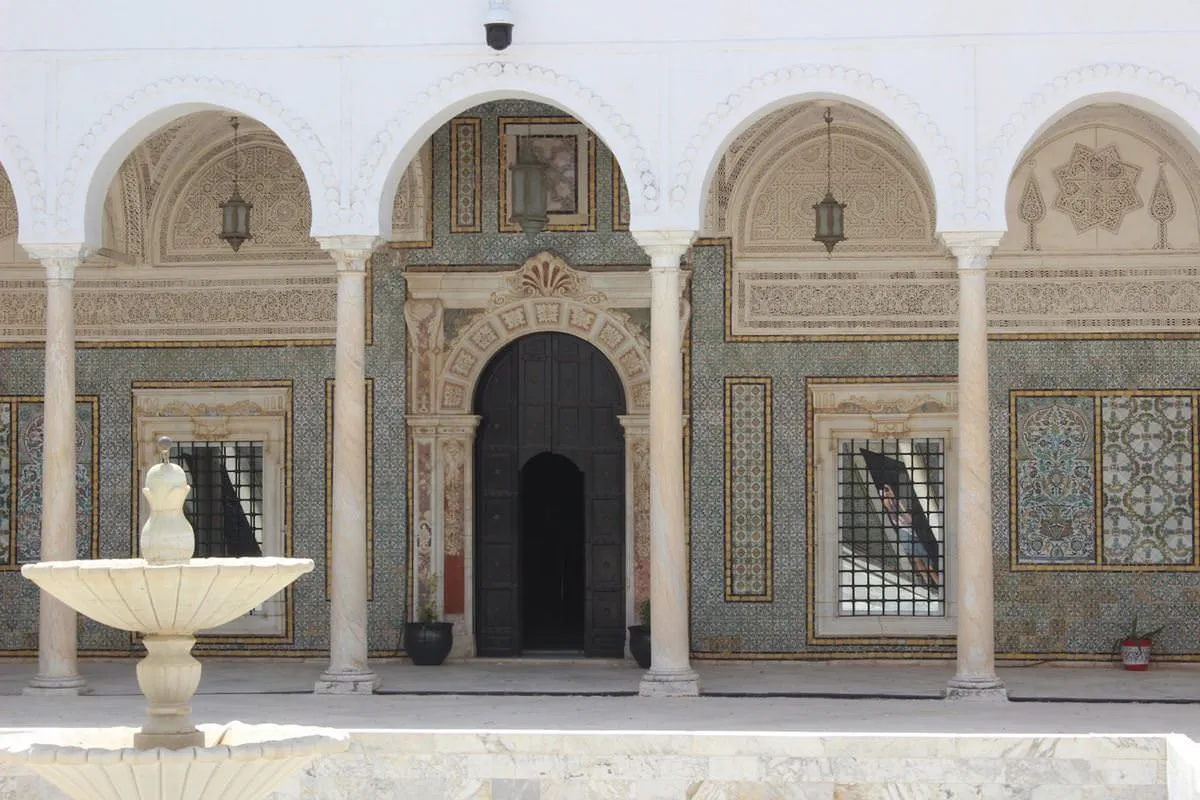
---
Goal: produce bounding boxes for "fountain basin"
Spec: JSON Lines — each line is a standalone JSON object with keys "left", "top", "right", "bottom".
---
{"left": 0, "top": 722, "right": 348, "bottom": 800}
{"left": 21, "top": 558, "right": 314, "bottom": 634}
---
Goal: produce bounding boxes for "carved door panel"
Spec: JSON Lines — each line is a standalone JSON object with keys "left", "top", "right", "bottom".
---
{"left": 475, "top": 344, "right": 522, "bottom": 656}
{"left": 475, "top": 333, "right": 625, "bottom": 657}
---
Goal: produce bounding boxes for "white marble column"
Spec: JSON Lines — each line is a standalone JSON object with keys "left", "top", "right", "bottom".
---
{"left": 942, "top": 232, "right": 1006, "bottom": 701}
{"left": 24, "top": 245, "right": 89, "bottom": 696}
{"left": 633, "top": 230, "right": 699, "bottom": 697}
{"left": 315, "top": 235, "right": 380, "bottom": 694}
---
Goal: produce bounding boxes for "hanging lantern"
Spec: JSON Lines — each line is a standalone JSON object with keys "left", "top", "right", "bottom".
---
{"left": 218, "top": 116, "right": 252, "bottom": 252}
{"left": 508, "top": 133, "right": 548, "bottom": 239}
{"left": 812, "top": 107, "right": 847, "bottom": 253}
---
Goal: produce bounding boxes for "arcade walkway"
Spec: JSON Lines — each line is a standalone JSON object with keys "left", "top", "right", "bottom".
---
{"left": 1, "top": 659, "right": 1198, "bottom": 705}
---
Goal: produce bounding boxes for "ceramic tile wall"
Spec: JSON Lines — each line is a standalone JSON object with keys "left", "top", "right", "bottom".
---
{"left": 689, "top": 239, "right": 1200, "bottom": 658}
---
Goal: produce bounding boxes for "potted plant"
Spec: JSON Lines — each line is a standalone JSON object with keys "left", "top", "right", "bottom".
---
{"left": 1117, "top": 615, "right": 1164, "bottom": 671}
{"left": 404, "top": 574, "right": 453, "bottom": 666}
{"left": 628, "top": 598, "right": 651, "bottom": 669}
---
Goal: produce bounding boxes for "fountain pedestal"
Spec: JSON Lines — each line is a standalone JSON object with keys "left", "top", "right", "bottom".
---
{"left": 134, "top": 634, "right": 204, "bottom": 749}
{"left": 0, "top": 436, "right": 348, "bottom": 800}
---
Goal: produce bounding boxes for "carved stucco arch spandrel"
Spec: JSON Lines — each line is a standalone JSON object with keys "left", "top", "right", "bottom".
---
{"left": 435, "top": 251, "right": 651, "bottom": 415}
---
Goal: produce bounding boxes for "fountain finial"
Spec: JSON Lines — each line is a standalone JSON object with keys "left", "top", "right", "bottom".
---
{"left": 157, "top": 435, "right": 172, "bottom": 463}
{"left": 140, "top": 435, "right": 194, "bottom": 565}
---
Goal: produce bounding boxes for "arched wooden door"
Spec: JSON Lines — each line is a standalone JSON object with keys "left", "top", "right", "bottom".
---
{"left": 474, "top": 333, "right": 626, "bottom": 657}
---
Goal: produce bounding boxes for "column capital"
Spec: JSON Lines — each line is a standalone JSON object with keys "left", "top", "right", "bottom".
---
{"left": 940, "top": 231, "right": 1004, "bottom": 270}
{"left": 632, "top": 229, "right": 696, "bottom": 268}
{"left": 23, "top": 244, "right": 87, "bottom": 280}
{"left": 318, "top": 235, "right": 383, "bottom": 271}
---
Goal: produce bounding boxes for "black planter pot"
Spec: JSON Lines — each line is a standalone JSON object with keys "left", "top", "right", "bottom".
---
{"left": 404, "top": 621, "right": 454, "bottom": 666}
{"left": 628, "top": 624, "right": 651, "bottom": 669}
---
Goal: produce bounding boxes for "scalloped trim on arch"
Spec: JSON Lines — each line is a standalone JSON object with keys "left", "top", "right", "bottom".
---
{"left": 353, "top": 60, "right": 659, "bottom": 236}
{"left": 672, "top": 63, "right": 965, "bottom": 230}
{"left": 0, "top": 121, "right": 47, "bottom": 238}
{"left": 980, "top": 63, "right": 1200, "bottom": 229}
{"left": 437, "top": 254, "right": 651, "bottom": 416}
{"left": 53, "top": 75, "right": 339, "bottom": 244}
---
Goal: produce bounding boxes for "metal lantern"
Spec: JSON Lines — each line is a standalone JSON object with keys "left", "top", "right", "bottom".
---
{"left": 509, "top": 134, "right": 548, "bottom": 239}
{"left": 218, "top": 116, "right": 252, "bottom": 252}
{"left": 812, "top": 107, "right": 846, "bottom": 253}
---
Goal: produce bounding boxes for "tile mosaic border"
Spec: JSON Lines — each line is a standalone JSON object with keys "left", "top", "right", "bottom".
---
{"left": 127, "top": 379, "right": 297, "bottom": 646}
{"left": 497, "top": 116, "right": 597, "bottom": 233}
{"left": 803, "top": 375, "right": 958, "bottom": 649}
{"left": 324, "top": 378, "right": 375, "bottom": 600}
{"left": 0, "top": 395, "right": 100, "bottom": 570}
{"left": 723, "top": 377, "right": 773, "bottom": 602}
{"left": 1010, "top": 388, "right": 1200, "bottom": 572}
{"left": 449, "top": 117, "right": 482, "bottom": 234}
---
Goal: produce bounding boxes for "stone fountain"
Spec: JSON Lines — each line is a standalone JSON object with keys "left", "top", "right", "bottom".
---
{"left": 0, "top": 436, "right": 348, "bottom": 800}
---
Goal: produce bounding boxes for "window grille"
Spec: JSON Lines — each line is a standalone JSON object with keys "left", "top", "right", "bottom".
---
{"left": 836, "top": 437, "right": 945, "bottom": 617}
{"left": 171, "top": 440, "right": 264, "bottom": 558}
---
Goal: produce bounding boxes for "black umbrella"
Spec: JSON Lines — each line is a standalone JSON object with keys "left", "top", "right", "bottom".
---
{"left": 857, "top": 448, "right": 939, "bottom": 564}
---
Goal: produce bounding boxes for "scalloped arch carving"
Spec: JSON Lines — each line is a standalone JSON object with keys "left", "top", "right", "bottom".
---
{"left": 673, "top": 64, "right": 963, "bottom": 229}
{"left": 437, "top": 253, "right": 650, "bottom": 415}
{"left": 355, "top": 61, "right": 659, "bottom": 235}
{"left": 0, "top": 123, "right": 44, "bottom": 238}
{"left": 981, "top": 63, "right": 1200, "bottom": 229}
{"left": 56, "top": 76, "right": 339, "bottom": 244}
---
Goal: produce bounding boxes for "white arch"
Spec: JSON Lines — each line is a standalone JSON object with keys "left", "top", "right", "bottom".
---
{"left": 0, "top": 120, "right": 47, "bottom": 240}
{"left": 352, "top": 61, "right": 659, "bottom": 239}
{"left": 49, "top": 76, "right": 338, "bottom": 247}
{"left": 981, "top": 63, "right": 1200, "bottom": 231}
{"left": 673, "top": 64, "right": 965, "bottom": 232}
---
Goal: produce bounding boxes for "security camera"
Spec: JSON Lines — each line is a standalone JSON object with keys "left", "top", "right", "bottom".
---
{"left": 485, "top": 0, "right": 514, "bottom": 51}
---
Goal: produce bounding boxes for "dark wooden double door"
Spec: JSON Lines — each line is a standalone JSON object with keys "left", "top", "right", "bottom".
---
{"left": 475, "top": 333, "right": 625, "bottom": 657}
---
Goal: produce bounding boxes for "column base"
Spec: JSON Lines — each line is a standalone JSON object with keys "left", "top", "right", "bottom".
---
{"left": 314, "top": 668, "right": 379, "bottom": 695}
{"left": 639, "top": 668, "right": 700, "bottom": 697}
{"left": 945, "top": 675, "right": 1007, "bottom": 702}
{"left": 23, "top": 673, "right": 91, "bottom": 696}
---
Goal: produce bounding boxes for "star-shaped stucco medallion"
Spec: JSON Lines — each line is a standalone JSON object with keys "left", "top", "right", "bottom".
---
{"left": 1052, "top": 143, "right": 1143, "bottom": 233}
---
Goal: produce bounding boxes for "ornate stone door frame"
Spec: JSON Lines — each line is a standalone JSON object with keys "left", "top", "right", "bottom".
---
{"left": 405, "top": 252, "right": 652, "bottom": 657}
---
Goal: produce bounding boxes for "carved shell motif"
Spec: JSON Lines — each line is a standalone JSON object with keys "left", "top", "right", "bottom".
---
{"left": 487, "top": 252, "right": 607, "bottom": 309}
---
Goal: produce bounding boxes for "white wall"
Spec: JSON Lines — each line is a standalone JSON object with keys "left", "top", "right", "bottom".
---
{"left": 3, "top": 0, "right": 1200, "bottom": 243}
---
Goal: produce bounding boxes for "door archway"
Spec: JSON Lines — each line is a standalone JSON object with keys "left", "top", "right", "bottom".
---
{"left": 474, "top": 332, "right": 626, "bottom": 657}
